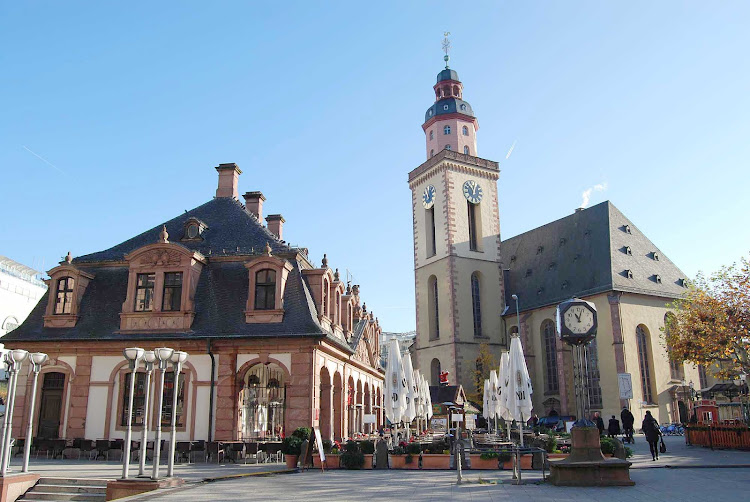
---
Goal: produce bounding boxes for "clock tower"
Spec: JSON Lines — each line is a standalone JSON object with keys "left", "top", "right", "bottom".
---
{"left": 409, "top": 43, "right": 506, "bottom": 392}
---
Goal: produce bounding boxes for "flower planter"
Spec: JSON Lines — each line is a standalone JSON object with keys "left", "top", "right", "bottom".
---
{"left": 469, "top": 454, "right": 499, "bottom": 470}
{"left": 313, "top": 454, "right": 340, "bottom": 469}
{"left": 502, "top": 454, "right": 532, "bottom": 470}
{"left": 420, "top": 454, "right": 451, "bottom": 470}
{"left": 285, "top": 454, "right": 299, "bottom": 469}
{"left": 363, "top": 455, "right": 373, "bottom": 469}
{"left": 390, "top": 454, "right": 419, "bottom": 469}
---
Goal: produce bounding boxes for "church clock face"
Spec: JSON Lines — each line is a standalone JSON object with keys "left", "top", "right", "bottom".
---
{"left": 422, "top": 185, "right": 436, "bottom": 209}
{"left": 462, "top": 180, "right": 483, "bottom": 204}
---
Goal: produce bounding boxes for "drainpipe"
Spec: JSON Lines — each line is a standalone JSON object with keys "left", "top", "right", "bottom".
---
{"left": 207, "top": 339, "right": 216, "bottom": 443}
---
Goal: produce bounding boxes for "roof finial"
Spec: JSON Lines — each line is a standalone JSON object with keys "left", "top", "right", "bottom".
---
{"left": 265, "top": 241, "right": 272, "bottom": 256}
{"left": 442, "top": 32, "right": 451, "bottom": 69}
{"left": 321, "top": 253, "right": 328, "bottom": 269}
{"left": 334, "top": 268, "right": 340, "bottom": 281}
{"left": 159, "top": 225, "right": 169, "bottom": 243}
{"left": 64, "top": 251, "right": 73, "bottom": 264}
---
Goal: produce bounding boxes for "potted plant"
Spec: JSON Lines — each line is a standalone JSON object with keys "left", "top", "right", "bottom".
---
{"left": 498, "top": 451, "right": 514, "bottom": 469}
{"left": 389, "top": 442, "right": 411, "bottom": 469}
{"left": 313, "top": 439, "right": 341, "bottom": 469}
{"left": 469, "top": 451, "right": 499, "bottom": 470}
{"left": 360, "top": 440, "right": 375, "bottom": 469}
{"left": 420, "top": 439, "right": 451, "bottom": 469}
{"left": 339, "top": 440, "right": 365, "bottom": 470}
{"left": 281, "top": 427, "right": 313, "bottom": 468}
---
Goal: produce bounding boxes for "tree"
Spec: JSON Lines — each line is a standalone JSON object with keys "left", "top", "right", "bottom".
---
{"left": 664, "top": 254, "right": 750, "bottom": 380}
{"left": 469, "top": 343, "right": 497, "bottom": 403}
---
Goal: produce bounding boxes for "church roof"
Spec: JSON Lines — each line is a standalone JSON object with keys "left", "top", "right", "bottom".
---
{"left": 437, "top": 68, "right": 460, "bottom": 83}
{"left": 424, "top": 98, "right": 475, "bottom": 123}
{"left": 500, "top": 201, "right": 689, "bottom": 314}
{"left": 4, "top": 197, "right": 358, "bottom": 348}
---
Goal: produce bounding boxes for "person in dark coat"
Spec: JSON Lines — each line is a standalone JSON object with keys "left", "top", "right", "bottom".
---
{"left": 642, "top": 410, "right": 661, "bottom": 460}
{"left": 593, "top": 412, "right": 605, "bottom": 436}
{"left": 621, "top": 407, "right": 635, "bottom": 443}
{"left": 608, "top": 415, "right": 621, "bottom": 438}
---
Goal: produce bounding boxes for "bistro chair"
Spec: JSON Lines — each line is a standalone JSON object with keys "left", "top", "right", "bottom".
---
{"left": 189, "top": 440, "right": 206, "bottom": 463}
{"left": 12, "top": 438, "right": 25, "bottom": 458}
{"left": 35, "top": 439, "right": 52, "bottom": 459}
{"left": 175, "top": 441, "right": 192, "bottom": 464}
{"left": 50, "top": 438, "right": 67, "bottom": 459}
{"left": 94, "top": 439, "right": 110, "bottom": 460}
{"left": 79, "top": 439, "right": 95, "bottom": 460}
{"left": 110, "top": 439, "right": 124, "bottom": 461}
{"left": 145, "top": 440, "right": 155, "bottom": 461}
{"left": 243, "top": 442, "right": 258, "bottom": 464}
{"left": 226, "top": 442, "right": 244, "bottom": 463}
{"left": 206, "top": 441, "right": 225, "bottom": 464}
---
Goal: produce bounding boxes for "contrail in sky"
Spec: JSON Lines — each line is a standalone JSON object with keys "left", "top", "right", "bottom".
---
{"left": 505, "top": 140, "right": 517, "bottom": 159}
{"left": 22, "top": 145, "right": 64, "bottom": 174}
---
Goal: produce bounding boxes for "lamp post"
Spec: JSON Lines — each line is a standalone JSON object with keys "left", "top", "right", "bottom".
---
{"left": 166, "top": 351, "right": 188, "bottom": 478}
{"left": 22, "top": 352, "right": 48, "bottom": 473}
{"left": 122, "top": 348, "right": 145, "bottom": 479}
{"left": 138, "top": 351, "right": 156, "bottom": 477}
{"left": 0, "top": 352, "right": 13, "bottom": 470}
{"left": 151, "top": 347, "right": 174, "bottom": 480}
{"left": 1, "top": 349, "right": 29, "bottom": 475}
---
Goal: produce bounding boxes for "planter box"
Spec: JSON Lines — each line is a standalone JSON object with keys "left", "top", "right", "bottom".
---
{"left": 390, "top": 454, "right": 419, "bottom": 469}
{"left": 363, "top": 455, "right": 373, "bottom": 469}
{"left": 502, "top": 454, "right": 532, "bottom": 470}
{"left": 469, "top": 454, "right": 499, "bottom": 470}
{"left": 313, "top": 454, "right": 340, "bottom": 469}
{"left": 285, "top": 455, "right": 299, "bottom": 469}
{"left": 421, "top": 454, "right": 451, "bottom": 470}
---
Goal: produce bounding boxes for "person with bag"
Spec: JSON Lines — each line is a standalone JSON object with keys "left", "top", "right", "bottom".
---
{"left": 621, "top": 407, "right": 635, "bottom": 443}
{"left": 641, "top": 410, "right": 661, "bottom": 460}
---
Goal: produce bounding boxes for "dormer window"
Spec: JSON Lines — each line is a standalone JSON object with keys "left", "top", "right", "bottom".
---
{"left": 182, "top": 217, "right": 208, "bottom": 241}
{"left": 254, "top": 269, "right": 276, "bottom": 310}
{"left": 54, "top": 277, "right": 75, "bottom": 314}
{"left": 460, "top": 104, "right": 467, "bottom": 111}
{"left": 162, "top": 272, "right": 183, "bottom": 311}
{"left": 653, "top": 252, "right": 660, "bottom": 261}
{"left": 443, "top": 104, "right": 449, "bottom": 110}
{"left": 134, "top": 273, "right": 156, "bottom": 312}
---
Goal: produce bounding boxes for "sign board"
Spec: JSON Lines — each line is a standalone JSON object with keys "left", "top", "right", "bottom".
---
{"left": 618, "top": 373, "right": 633, "bottom": 400}
{"left": 451, "top": 414, "right": 463, "bottom": 422}
{"left": 313, "top": 427, "right": 326, "bottom": 463}
{"left": 431, "top": 417, "right": 448, "bottom": 430}
{"left": 363, "top": 414, "right": 377, "bottom": 424}
{"left": 465, "top": 414, "right": 476, "bottom": 430}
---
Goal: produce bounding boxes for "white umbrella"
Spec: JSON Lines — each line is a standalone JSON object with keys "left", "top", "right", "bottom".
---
{"left": 401, "top": 353, "right": 416, "bottom": 424}
{"left": 504, "top": 336, "right": 533, "bottom": 447}
{"left": 482, "top": 379, "right": 490, "bottom": 420}
{"left": 424, "top": 374, "right": 433, "bottom": 420}
{"left": 497, "top": 351, "right": 511, "bottom": 421}
{"left": 384, "top": 338, "right": 404, "bottom": 425}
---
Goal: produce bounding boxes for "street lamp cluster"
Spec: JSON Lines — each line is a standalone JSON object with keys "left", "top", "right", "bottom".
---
{"left": 121, "top": 347, "right": 188, "bottom": 480}
{"left": 0, "top": 347, "right": 49, "bottom": 477}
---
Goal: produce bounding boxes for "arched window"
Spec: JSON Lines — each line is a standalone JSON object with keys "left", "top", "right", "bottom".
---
{"left": 467, "top": 200, "right": 480, "bottom": 250}
{"left": 636, "top": 325, "right": 655, "bottom": 404}
{"left": 254, "top": 269, "right": 276, "bottom": 310}
{"left": 453, "top": 85, "right": 459, "bottom": 96}
{"left": 2, "top": 316, "right": 19, "bottom": 333}
{"left": 542, "top": 320, "right": 559, "bottom": 392}
{"left": 444, "top": 125, "right": 451, "bottom": 135}
{"left": 471, "top": 273, "right": 482, "bottom": 337}
{"left": 430, "top": 149, "right": 434, "bottom": 157}
{"left": 54, "top": 277, "right": 75, "bottom": 314}
{"left": 445, "top": 144, "right": 451, "bottom": 151}
{"left": 429, "top": 130, "right": 434, "bottom": 140}
{"left": 240, "top": 362, "right": 287, "bottom": 439}
{"left": 431, "top": 358, "right": 441, "bottom": 386}
{"left": 428, "top": 275, "right": 439, "bottom": 339}
{"left": 665, "top": 313, "right": 684, "bottom": 380}
{"left": 464, "top": 146, "right": 470, "bottom": 155}
{"left": 322, "top": 279, "right": 329, "bottom": 317}
{"left": 334, "top": 290, "right": 341, "bottom": 325}
{"left": 462, "top": 126, "right": 469, "bottom": 136}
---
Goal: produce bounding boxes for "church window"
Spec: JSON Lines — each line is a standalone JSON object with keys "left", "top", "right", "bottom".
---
{"left": 444, "top": 125, "right": 451, "bottom": 135}
{"left": 698, "top": 364, "right": 708, "bottom": 389}
{"left": 322, "top": 278, "right": 329, "bottom": 317}
{"left": 254, "top": 269, "right": 276, "bottom": 310}
{"left": 636, "top": 325, "right": 656, "bottom": 404}
{"left": 430, "top": 149, "right": 434, "bottom": 157}
{"left": 665, "top": 313, "right": 684, "bottom": 381}
{"left": 431, "top": 358, "right": 441, "bottom": 386}
{"left": 468, "top": 201, "right": 481, "bottom": 251}
{"left": 462, "top": 126, "right": 469, "bottom": 136}
{"left": 429, "top": 130, "right": 434, "bottom": 140}
{"left": 162, "top": 272, "right": 183, "bottom": 311}
{"left": 464, "top": 146, "right": 469, "bottom": 154}
{"left": 134, "top": 273, "right": 155, "bottom": 312}
{"left": 542, "top": 320, "right": 559, "bottom": 393}
{"left": 426, "top": 207, "right": 436, "bottom": 258}
{"left": 471, "top": 272, "right": 482, "bottom": 337}
{"left": 428, "top": 275, "right": 439, "bottom": 339}
{"left": 54, "top": 277, "right": 75, "bottom": 315}
{"left": 443, "top": 104, "right": 449, "bottom": 111}
{"left": 445, "top": 145, "right": 451, "bottom": 150}
{"left": 586, "top": 339, "right": 603, "bottom": 408}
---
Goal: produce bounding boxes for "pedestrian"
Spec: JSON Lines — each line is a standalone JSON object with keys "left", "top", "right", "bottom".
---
{"left": 529, "top": 414, "right": 539, "bottom": 429}
{"left": 608, "top": 415, "right": 621, "bottom": 438}
{"left": 621, "top": 407, "right": 635, "bottom": 443}
{"left": 593, "top": 411, "right": 605, "bottom": 436}
{"left": 642, "top": 410, "right": 661, "bottom": 461}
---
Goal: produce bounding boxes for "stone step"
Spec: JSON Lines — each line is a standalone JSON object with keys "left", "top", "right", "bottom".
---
{"left": 37, "top": 478, "right": 108, "bottom": 488}
{"left": 19, "top": 493, "right": 105, "bottom": 502}
{"left": 34, "top": 485, "right": 106, "bottom": 494}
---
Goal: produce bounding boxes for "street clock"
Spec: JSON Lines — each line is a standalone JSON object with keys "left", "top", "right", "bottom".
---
{"left": 556, "top": 298, "right": 597, "bottom": 346}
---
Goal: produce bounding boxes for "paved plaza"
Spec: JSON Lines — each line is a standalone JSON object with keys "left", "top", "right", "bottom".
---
{"left": 12, "top": 435, "right": 749, "bottom": 501}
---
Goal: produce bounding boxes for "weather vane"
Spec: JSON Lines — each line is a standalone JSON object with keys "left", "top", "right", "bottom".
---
{"left": 442, "top": 31, "right": 451, "bottom": 68}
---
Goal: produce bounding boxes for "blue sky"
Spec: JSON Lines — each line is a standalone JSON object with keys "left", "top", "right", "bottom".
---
{"left": 2, "top": 2, "right": 749, "bottom": 333}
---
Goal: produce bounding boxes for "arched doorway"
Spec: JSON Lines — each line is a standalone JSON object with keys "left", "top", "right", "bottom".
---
{"left": 238, "top": 363, "right": 286, "bottom": 440}
{"left": 431, "top": 358, "right": 441, "bottom": 386}
{"left": 333, "top": 372, "right": 343, "bottom": 441}
{"left": 347, "top": 376, "right": 355, "bottom": 437}
{"left": 363, "top": 383, "right": 371, "bottom": 434}
{"left": 38, "top": 372, "right": 65, "bottom": 438}
{"left": 319, "top": 367, "right": 332, "bottom": 441}
{"left": 678, "top": 400, "right": 689, "bottom": 424}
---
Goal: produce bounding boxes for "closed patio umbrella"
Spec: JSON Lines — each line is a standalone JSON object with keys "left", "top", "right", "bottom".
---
{"left": 504, "top": 336, "right": 533, "bottom": 446}
{"left": 401, "top": 353, "right": 416, "bottom": 426}
{"left": 384, "top": 338, "right": 405, "bottom": 427}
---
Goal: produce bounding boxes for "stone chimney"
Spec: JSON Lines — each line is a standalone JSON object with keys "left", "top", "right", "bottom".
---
{"left": 243, "top": 191, "right": 266, "bottom": 220}
{"left": 266, "top": 214, "right": 285, "bottom": 240}
{"left": 215, "top": 163, "right": 242, "bottom": 199}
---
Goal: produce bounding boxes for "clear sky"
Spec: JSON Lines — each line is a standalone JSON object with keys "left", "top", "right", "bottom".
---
{"left": 2, "top": 2, "right": 749, "bottom": 333}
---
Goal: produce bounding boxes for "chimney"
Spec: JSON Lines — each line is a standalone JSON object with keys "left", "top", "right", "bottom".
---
{"left": 243, "top": 191, "right": 266, "bottom": 220}
{"left": 215, "top": 163, "right": 242, "bottom": 199}
{"left": 266, "top": 214, "right": 285, "bottom": 240}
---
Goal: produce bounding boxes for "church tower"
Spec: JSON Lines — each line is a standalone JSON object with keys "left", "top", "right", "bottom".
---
{"left": 409, "top": 38, "right": 506, "bottom": 394}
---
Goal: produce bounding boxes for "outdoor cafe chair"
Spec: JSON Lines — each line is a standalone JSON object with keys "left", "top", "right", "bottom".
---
{"left": 175, "top": 441, "right": 192, "bottom": 464}
{"left": 79, "top": 439, "right": 95, "bottom": 460}
{"left": 110, "top": 439, "right": 124, "bottom": 461}
{"left": 35, "top": 438, "right": 52, "bottom": 459}
{"left": 206, "top": 441, "right": 225, "bottom": 464}
{"left": 189, "top": 440, "right": 206, "bottom": 463}
{"left": 242, "top": 442, "right": 258, "bottom": 464}
{"left": 12, "top": 438, "right": 25, "bottom": 457}
{"left": 50, "top": 438, "right": 66, "bottom": 459}
{"left": 94, "top": 439, "right": 110, "bottom": 460}
{"left": 226, "top": 442, "right": 244, "bottom": 463}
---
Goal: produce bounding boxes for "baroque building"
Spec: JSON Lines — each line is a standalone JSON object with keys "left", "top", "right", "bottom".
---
{"left": 6, "top": 165, "right": 383, "bottom": 442}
